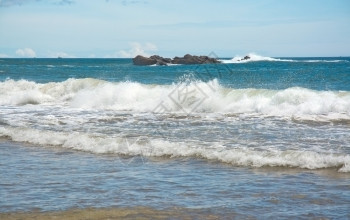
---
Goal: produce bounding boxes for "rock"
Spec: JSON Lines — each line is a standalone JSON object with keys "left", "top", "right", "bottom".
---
{"left": 185, "top": 54, "right": 219, "bottom": 64}
{"left": 150, "top": 55, "right": 172, "bottom": 66}
{"left": 238, "top": 55, "right": 251, "bottom": 61}
{"left": 172, "top": 54, "right": 220, "bottom": 65}
{"left": 172, "top": 54, "right": 198, "bottom": 64}
{"left": 132, "top": 54, "right": 221, "bottom": 66}
{"left": 132, "top": 55, "right": 157, "bottom": 66}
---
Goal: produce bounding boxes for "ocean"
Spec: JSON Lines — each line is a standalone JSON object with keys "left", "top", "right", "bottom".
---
{"left": 0, "top": 54, "right": 349, "bottom": 218}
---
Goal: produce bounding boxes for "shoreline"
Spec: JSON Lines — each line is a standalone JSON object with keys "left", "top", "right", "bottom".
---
{"left": 0, "top": 207, "right": 221, "bottom": 220}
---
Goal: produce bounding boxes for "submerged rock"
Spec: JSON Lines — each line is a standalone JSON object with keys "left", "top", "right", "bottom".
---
{"left": 132, "top": 54, "right": 221, "bottom": 66}
{"left": 238, "top": 55, "right": 251, "bottom": 61}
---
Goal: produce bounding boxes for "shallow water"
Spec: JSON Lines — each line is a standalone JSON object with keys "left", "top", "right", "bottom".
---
{"left": 1, "top": 142, "right": 349, "bottom": 218}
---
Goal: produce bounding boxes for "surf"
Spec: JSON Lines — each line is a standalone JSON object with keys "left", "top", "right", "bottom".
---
{"left": 0, "top": 126, "right": 349, "bottom": 172}
{"left": 220, "top": 53, "right": 349, "bottom": 63}
{"left": 1, "top": 78, "right": 349, "bottom": 121}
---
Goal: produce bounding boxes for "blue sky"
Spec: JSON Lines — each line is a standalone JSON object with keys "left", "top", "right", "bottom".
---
{"left": 0, "top": 0, "right": 349, "bottom": 58}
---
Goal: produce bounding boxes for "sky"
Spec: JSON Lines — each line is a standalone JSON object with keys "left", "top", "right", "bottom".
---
{"left": 0, "top": 0, "right": 349, "bottom": 58}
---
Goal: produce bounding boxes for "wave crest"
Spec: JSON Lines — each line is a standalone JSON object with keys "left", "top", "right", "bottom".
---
{"left": 221, "top": 53, "right": 294, "bottom": 63}
{"left": 0, "top": 126, "right": 349, "bottom": 172}
{"left": 220, "top": 53, "right": 349, "bottom": 63}
{"left": 1, "top": 78, "right": 350, "bottom": 120}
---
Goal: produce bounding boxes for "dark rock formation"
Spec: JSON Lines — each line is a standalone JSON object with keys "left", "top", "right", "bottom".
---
{"left": 149, "top": 55, "right": 172, "bottom": 66}
{"left": 172, "top": 54, "right": 220, "bottom": 65}
{"left": 132, "top": 54, "right": 221, "bottom": 66}
{"left": 133, "top": 55, "right": 157, "bottom": 66}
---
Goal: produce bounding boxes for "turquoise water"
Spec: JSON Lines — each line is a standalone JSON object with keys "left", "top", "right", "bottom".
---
{"left": 1, "top": 57, "right": 349, "bottom": 90}
{"left": 0, "top": 56, "right": 350, "bottom": 218}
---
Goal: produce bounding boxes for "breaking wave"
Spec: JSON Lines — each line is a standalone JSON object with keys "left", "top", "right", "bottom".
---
{"left": 1, "top": 78, "right": 350, "bottom": 121}
{"left": 221, "top": 53, "right": 294, "bottom": 63}
{"left": 220, "top": 53, "right": 349, "bottom": 63}
{"left": 0, "top": 126, "right": 349, "bottom": 172}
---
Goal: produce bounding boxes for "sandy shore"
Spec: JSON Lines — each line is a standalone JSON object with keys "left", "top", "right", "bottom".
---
{"left": 0, "top": 207, "right": 221, "bottom": 220}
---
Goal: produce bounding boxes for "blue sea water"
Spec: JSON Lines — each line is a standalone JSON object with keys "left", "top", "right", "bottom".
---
{"left": 0, "top": 55, "right": 350, "bottom": 218}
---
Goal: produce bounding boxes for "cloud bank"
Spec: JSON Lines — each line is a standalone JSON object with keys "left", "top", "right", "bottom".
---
{"left": 117, "top": 42, "right": 157, "bottom": 58}
{"left": 15, "top": 48, "right": 36, "bottom": 57}
{"left": 0, "top": 53, "right": 9, "bottom": 58}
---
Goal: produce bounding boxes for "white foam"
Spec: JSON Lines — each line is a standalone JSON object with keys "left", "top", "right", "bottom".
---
{"left": 302, "top": 59, "right": 349, "bottom": 63}
{"left": 220, "top": 54, "right": 349, "bottom": 64}
{"left": 0, "top": 78, "right": 104, "bottom": 105}
{"left": 220, "top": 53, "right": 294, "bottom": 63}
{"left": 0, "top": 126, "right": 349, "bottom": 172}
{"left": 1, "top": 78, "right": 350, "bottom": 121}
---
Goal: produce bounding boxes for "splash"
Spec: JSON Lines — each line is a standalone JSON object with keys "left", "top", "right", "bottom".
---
{"left": 220, "top": 53, "right": 349, "bottom": 63}
{"left": 220, "top": 53, "right": 294, "bottom": 63}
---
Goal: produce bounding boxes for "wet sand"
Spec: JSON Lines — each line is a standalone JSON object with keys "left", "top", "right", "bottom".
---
{"left": 0, "top": 207, "right": 221, "bottom": 220}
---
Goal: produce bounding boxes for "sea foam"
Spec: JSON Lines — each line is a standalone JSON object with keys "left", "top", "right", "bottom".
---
{"left": 220, "top": 53, "right": 294, "bottom": 63}
{"left": 220, "top": 53, "right": 349, "bottom": 63}
{"left": 1, "top": 78, "right": 349, "bottom": 121}
{"left": 0, "top": 126, "right": 349, "bottom": 172}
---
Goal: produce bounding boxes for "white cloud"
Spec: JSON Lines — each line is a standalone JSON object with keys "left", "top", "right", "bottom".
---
{"left": 15, "top": 48, "right": 36, "bottom": 58}
{"left": 117, "top": 42, "right": 157, "bottom": 58}
{"left": 0, "top": 53, "right": 10, "bottom": 58}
